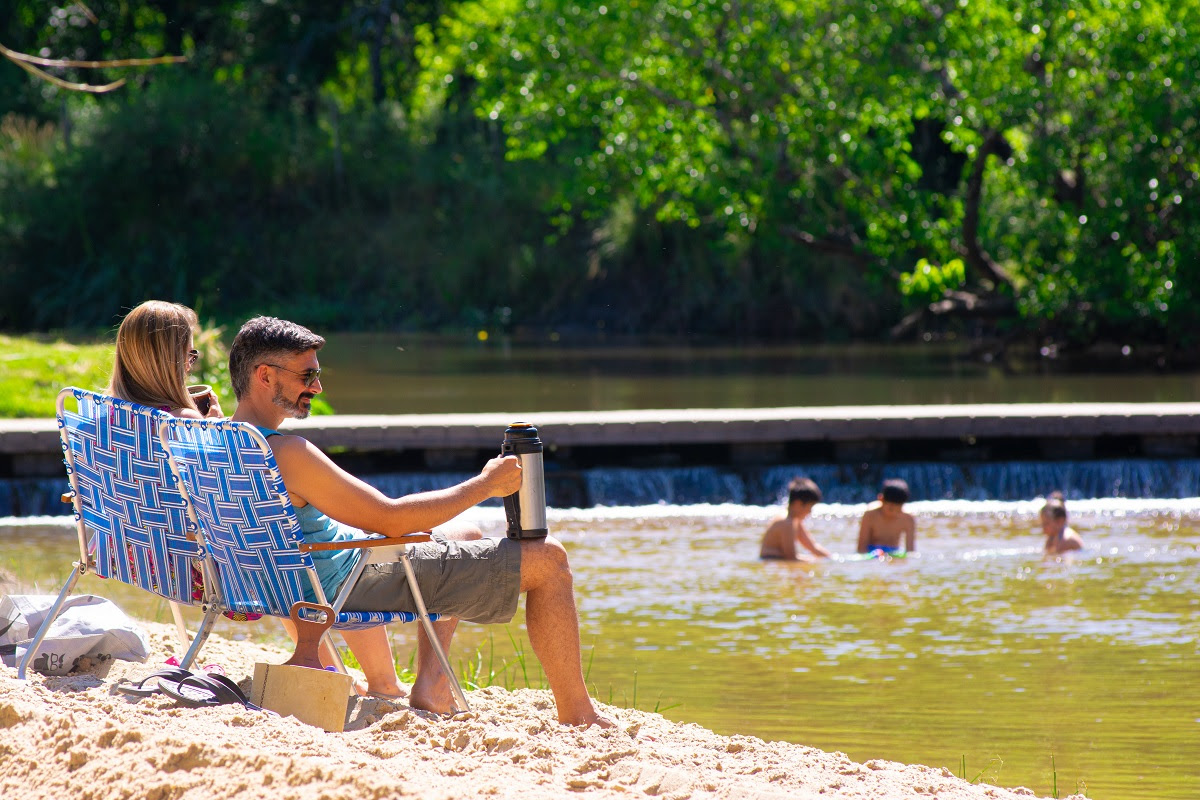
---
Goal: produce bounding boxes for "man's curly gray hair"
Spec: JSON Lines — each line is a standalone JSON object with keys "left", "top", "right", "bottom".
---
{"left": 229, "top": 316, "right": 325, "bottom": 400}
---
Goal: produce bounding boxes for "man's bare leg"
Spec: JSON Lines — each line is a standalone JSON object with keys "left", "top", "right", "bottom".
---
{"left": 407, "top": 526, "right": 611, "bottom": 725}
{"left": 409, "top": 615, "right": 460, "bottom": 713}
{"left": 520, "top": 537, "right": 614, "bottom": 727}
{"left": 340, "top": 627, "right": 407, "bottom": 698}
{"left": 281, "top": 617, "right": 405, "bottom": 698}
{"left": 408, "top": 519, "right": 479, "bottom": 714}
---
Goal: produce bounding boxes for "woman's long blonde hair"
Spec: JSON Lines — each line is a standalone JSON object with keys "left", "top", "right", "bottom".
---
{"left": 106, "top": 300, "right": 199, "bottom": 412}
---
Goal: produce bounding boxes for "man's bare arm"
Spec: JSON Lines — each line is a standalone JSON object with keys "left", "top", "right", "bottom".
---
{"left": 795, "top": 524, "right": 830, "bottom": 558}
{"left": 271, "top": 435, "right": 521, "bottom": 534}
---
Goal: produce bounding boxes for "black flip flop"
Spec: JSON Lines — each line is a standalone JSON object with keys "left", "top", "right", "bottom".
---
{"left": 114, "top": 667, "right": 195, "bottom": 698}
{"left": 158, "top": 672, "right": 268, "bottom": 712}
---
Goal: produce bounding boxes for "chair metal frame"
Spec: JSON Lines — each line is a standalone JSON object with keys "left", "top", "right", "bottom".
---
{"left": 157, "top": 416, "right": 469, "bottom": 712}
{"left": 17, "top": 388, "right": 222, "bottom": 679}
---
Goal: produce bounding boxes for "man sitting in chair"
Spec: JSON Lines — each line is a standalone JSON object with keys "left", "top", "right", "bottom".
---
{"left": 228, "top": 316, "right": 613, "bottom": 728}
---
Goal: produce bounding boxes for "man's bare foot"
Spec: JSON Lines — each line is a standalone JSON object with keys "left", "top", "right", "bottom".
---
{"left": 586, "top": 714, "right": 619, "bottom": 729}
{"left": 366, "top": 684, "right": 408, "bottom": 701}
{"left": 409, "top": 679, "right": 454, "bottom": 715}
{"left": 349, "top": 678, "right": 408, "bottom": 700}
{"left": 560, "top": 705, "right": 618, "bottom": 728}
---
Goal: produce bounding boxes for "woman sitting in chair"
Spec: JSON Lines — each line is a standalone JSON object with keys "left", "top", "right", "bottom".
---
{"left": 108, "top": 299, "right": 223, "bottom": 420}
{"left": 107, "top": 300, "right": 408, "bottom": 701}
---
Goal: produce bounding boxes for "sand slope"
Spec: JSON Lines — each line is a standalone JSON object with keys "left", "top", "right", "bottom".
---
{"left": 0, "top": 622, "right": 1080, "bottom": 800}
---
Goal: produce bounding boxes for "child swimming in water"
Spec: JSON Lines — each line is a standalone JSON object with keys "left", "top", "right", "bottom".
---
{"left": 760, "top": 477, "right": 832, "bottom": 562}
{"left": 1040, "top": 491, "right": 1083, "bottom": 554}
{"left": 856, "top": 478, "right": 916, "bottom": 555}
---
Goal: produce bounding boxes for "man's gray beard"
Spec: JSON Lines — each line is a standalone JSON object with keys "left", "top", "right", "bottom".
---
{"left": 272, "top": 383, "right": 311, "bottom": 419}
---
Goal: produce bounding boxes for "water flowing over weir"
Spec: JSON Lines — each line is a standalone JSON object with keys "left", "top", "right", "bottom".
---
{"left": 6, "top": 458, "right": 1200, "bottom": 517}
{"left": 6, "top": 403, "right": 1200, "bottom": 515}
{"left": 566, "top": 458, "right": 1200, "bottom": 506}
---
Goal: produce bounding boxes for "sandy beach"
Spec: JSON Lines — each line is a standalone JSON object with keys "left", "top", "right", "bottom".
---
{"left": 0, "top": 618, "right": 1084, "bottom": 800}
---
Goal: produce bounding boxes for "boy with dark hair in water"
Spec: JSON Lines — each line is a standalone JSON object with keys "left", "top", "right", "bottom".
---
{"left": 856, "top": 478, "right": 916, "bottom": 555}
{"left": 1040, "top": 491, "right": 1083, "bottom": 555}
{"left": 760, "top": 477, "right": 832, "bottom": 562}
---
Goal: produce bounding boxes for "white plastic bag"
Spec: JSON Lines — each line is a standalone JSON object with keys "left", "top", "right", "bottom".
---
{"left": 0, "top": 594, "right": 150, "bottom": 675}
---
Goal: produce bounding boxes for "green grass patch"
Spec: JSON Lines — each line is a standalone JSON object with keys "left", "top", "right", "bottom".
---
{"left": 0, "top": 328, "right": 330, "bottom": 418}
{"left": 0, "top": 333, "right": 113, "bottom": 417}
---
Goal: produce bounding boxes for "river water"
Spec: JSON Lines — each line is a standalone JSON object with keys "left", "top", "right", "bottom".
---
{"left": 4, "top": 498, "right": 1197, "bottom": 800}
{"left": 317, "top": 335, "right": 1200, "bottom": 412}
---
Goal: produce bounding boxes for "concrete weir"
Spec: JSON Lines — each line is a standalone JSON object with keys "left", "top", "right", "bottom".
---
{"left": 3, "top": 402, "right": 1200, "bottom": 478}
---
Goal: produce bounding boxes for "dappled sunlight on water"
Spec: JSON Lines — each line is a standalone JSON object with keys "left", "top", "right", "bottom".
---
{"left": 4, "top": 499, "right": 1199, "bottom": 799}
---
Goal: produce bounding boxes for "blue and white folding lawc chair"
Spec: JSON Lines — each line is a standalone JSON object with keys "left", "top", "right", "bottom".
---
{"left": 158, "top": 416, "right": 469, "bottom": 712}
{"left": 17, "top": 388, "right": 222, "bottom": 679}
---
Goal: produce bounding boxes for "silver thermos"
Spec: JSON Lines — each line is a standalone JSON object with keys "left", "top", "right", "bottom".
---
{"left": 502, "top": 422, "right": 548, "bottom": 539}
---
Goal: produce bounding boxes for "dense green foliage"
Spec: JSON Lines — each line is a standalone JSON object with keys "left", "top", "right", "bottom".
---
{"left": 2, "top": 0, "right": 1197, "bottom": 354}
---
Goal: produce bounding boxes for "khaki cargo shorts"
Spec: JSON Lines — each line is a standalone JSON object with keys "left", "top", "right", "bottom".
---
{"left": 343, "top": 534, "right": 521, "bottom": 625}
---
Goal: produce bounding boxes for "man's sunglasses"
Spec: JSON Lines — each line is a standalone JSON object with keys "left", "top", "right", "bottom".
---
{"left": 262, "top": 363, "right": 323, "bottom": 388}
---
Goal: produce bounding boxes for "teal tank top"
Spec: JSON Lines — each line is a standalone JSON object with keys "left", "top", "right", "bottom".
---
{"left": 257, "top": 425, "right": 363, "bottom": 604}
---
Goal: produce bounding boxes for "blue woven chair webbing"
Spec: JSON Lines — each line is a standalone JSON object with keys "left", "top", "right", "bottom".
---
{"left": 59, "top": 390, "right": 200, "bottom": 605}
{"left": 164, "top": 419, "right": 422, "bottom": 629}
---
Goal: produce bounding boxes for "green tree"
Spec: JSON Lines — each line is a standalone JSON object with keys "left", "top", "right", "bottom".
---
{"left": 1, "top": 1, "right": 448, "bottom": 115}
{"left": 415, "top": 0, "right": 1200, "bottom": 350}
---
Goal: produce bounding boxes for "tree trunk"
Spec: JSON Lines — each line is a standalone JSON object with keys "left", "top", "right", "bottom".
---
{"left": 961, "top": 129, "right": 1014, "bottom": 289}
{"left": 370, "top": 1, "right": 391, "bottom": 106}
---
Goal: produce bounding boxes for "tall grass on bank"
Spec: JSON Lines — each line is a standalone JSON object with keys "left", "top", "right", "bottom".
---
{"left": 957, "top": 754, "right": 1004, "bottom": 785}
{"left": 955, "top": 754, "right": 1087, "bottom": 798}
{"left": 340, "top": 628, "right": 679, "bottom": 713}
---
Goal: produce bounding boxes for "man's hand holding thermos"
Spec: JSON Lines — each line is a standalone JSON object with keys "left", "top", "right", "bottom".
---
{"left": 501, "top": 422, "right": 549, "bottom": 539}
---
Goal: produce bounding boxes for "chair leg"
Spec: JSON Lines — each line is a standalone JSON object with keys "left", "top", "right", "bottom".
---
{"left": 326, "top": 561, "right": 364, "bottom": 678}
{"left": 399, "top": 551, "right": 470, "bottom": 713}
{"left": 17, "top": 565, "right": 83, "bottom": 680}
{"left": 169, "top": 601, "right": 190, "bottom": 645}
{"left": 321, "top": 630, "right": 349, "bottom": 673}
{"left": 175, "top": 604, "right": 222, "bottom": 671}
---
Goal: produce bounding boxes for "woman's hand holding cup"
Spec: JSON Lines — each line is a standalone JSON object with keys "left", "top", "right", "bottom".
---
{"left": 187, "top": 384, "right": 223, "bottom": 418}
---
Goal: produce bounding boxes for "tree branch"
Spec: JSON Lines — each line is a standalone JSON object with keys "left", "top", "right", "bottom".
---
{"left": 781, "top": 225, "right": 876, "bottom": 265}
{"left": 890, "top": 289, "right": 1015, "bottom": 339}
{"left": 0, "top": 37, "right": 185, "bottom": 94}
{"left": 0, "top": 42, "right": 186, "bottom": 70}
{"left": 960, "top": 129, "right": 1014, "bottom": 288}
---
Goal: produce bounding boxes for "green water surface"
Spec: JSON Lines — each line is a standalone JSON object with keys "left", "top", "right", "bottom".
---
{"left": 316, "top": 336, "right": 1200, "bottom": 413}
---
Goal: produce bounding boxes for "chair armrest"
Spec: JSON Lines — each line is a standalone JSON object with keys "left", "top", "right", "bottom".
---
{"left": 299, "top": 532, "right": 432, "bottom": 553}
